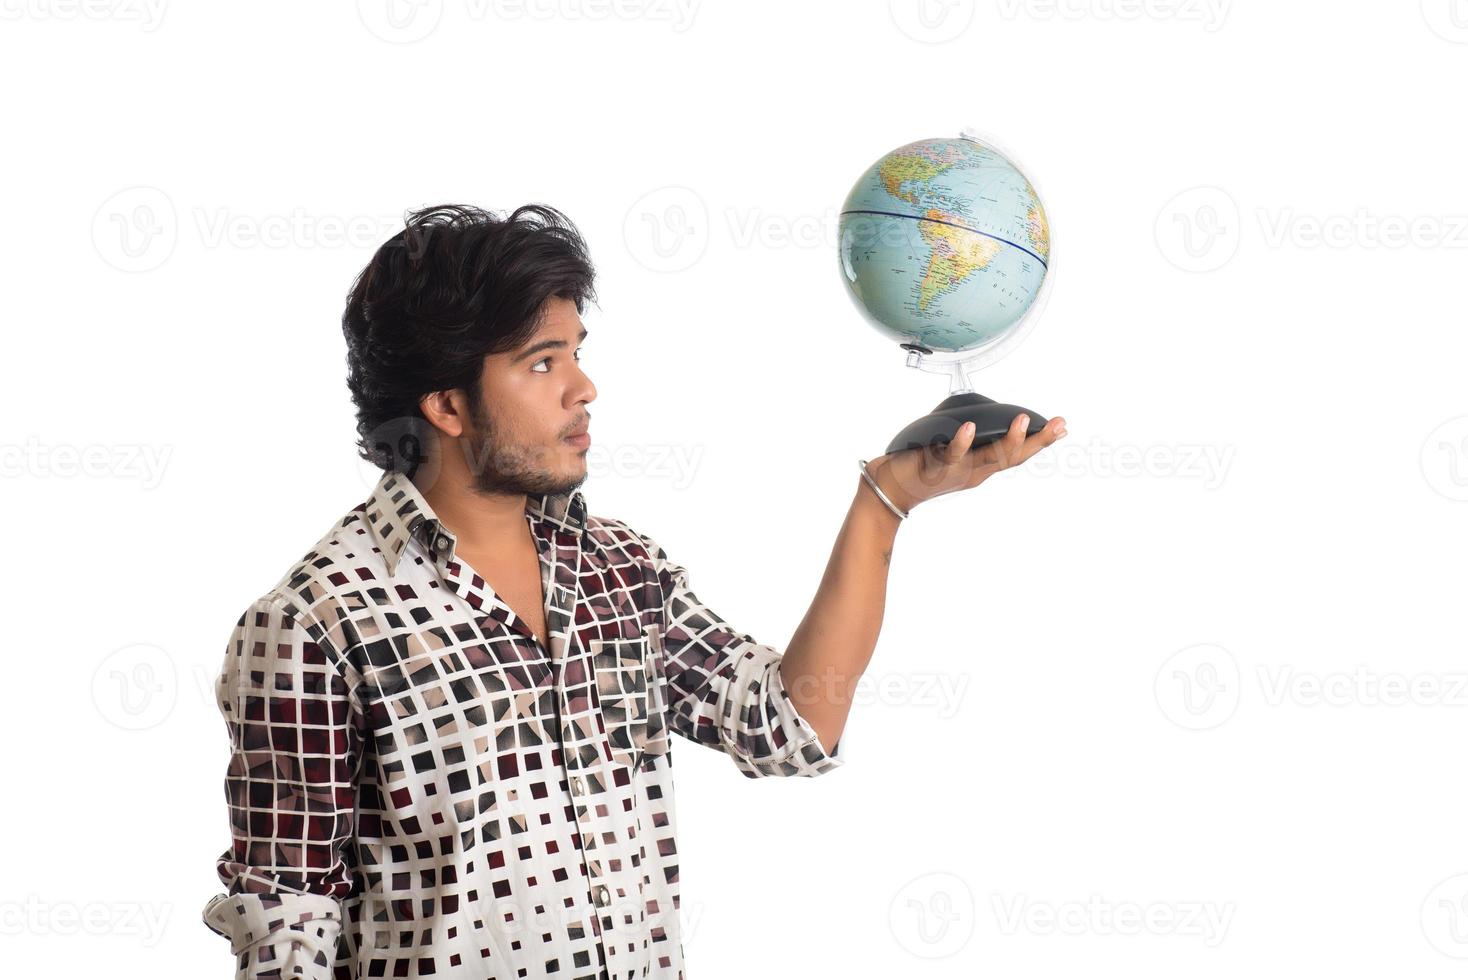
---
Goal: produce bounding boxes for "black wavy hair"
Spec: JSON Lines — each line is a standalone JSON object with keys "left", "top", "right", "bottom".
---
{"left": 342, "top": 203, "right": 597, "bottom": 477}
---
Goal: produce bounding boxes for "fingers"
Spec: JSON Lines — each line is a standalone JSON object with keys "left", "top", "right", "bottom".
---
{"left": 989, "top": 412, "right": 1031, "bottom": 467}
{"left": 943, "top": 420, "right": 977, "bottom": 465}
{"left": 1015, "top": 415, "right": 1067, "bottom": 464}
{"left": 973, "top": 413, "right": 1067, "bottom": 470}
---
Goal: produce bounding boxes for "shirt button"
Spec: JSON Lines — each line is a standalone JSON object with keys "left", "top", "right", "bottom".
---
{"left": 435, "top": 534, "right": 449, "bottom": 551}
{"left": 594, "top": 885, "right": 610, "bottom": 907}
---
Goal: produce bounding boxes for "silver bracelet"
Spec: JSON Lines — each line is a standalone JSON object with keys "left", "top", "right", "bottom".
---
{"left": 857, "top": 459, "right": 909, "bottom": 521}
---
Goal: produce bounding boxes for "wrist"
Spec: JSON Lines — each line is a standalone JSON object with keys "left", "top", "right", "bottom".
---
{"left": 855, "top": 461, "right": 913, "bottom": 523}
{"left": 853, "top": 477, "right": 904, "bottom": 532}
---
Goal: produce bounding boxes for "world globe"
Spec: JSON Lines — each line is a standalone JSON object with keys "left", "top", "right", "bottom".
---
{"left": 837, "top": 133, "right": 1051, "bottom": 354}
{"left": 837, "top": 130, "right": 1056, "bottom": 455}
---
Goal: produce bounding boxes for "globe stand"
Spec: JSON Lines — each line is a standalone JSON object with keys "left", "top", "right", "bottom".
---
{"left": 883, "top": 345, "right": 1048, "bottom": 456}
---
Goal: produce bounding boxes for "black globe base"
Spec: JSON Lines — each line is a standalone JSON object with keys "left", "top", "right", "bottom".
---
{"left": 884, "top": 392, "right": 1048, "bottom": 456}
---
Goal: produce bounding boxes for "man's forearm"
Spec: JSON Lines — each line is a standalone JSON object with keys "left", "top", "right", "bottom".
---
{"left": 779, "top": 473, "right": 902, "bottom": 753}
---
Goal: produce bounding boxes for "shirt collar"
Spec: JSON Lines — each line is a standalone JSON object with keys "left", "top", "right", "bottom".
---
{"left": 361, "top": 469, "right": 592, "bottom": 575}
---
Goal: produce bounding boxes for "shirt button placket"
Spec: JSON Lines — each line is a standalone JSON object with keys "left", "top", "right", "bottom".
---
{"left": 552, "top": 576, "right": 600, "bottom": 922}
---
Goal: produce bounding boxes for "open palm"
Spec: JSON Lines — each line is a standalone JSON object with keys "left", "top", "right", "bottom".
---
{"left": 866, "top": 412, "right": 1068, "bottom": 514}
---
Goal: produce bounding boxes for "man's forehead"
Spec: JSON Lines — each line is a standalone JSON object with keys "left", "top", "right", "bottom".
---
{"left": 535, "top": 297, "right": 585, "bottom": 334}
{"left": 490, "top": 298, "right": 588, "bottom": 367}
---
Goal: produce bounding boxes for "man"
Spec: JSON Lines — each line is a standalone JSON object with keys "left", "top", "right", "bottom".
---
{"left": 201, "top": 203, "right": 1066, "bottom": 979}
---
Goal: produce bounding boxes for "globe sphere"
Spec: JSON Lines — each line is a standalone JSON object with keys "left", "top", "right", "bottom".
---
{"left": 838, "top": 134, "right": 1051, "bottom": 355}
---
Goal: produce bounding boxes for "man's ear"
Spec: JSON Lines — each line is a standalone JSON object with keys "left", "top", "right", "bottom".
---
{"left": 419, "top": 389, "right": 467, "bottom": 439}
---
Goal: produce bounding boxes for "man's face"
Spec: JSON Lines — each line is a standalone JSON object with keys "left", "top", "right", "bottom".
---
{"left": 462, "top": 295, "right": 596, "bottom": 496}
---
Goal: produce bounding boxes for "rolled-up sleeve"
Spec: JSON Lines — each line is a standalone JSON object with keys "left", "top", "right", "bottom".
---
{"left": 637, "top": 531, "right": 847, "bottom": 779}
{"left": 202, "top": 593, "right": 361, "bottom": 979}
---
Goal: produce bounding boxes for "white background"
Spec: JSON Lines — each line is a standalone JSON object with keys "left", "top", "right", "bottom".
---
{"left": 3, "top": 1, "right": 1466, "bottom": 977}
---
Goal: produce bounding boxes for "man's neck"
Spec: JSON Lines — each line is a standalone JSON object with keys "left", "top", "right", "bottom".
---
{"left": 419, "top": 475, "right": 532, "bottom": 558}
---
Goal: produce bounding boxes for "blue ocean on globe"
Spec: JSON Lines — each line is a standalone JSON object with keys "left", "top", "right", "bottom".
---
{"left": 838, "top": 135, "right": 1051, "bottom": 354}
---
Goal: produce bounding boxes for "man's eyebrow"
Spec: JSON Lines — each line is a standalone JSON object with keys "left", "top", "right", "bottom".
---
{"left": 511, "top": 326, "right": 588, "bottom": 363}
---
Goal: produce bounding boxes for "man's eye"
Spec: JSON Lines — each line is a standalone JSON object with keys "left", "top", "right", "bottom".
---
{"left": 532, "top": 348, "right": 582, "bottom": 373}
